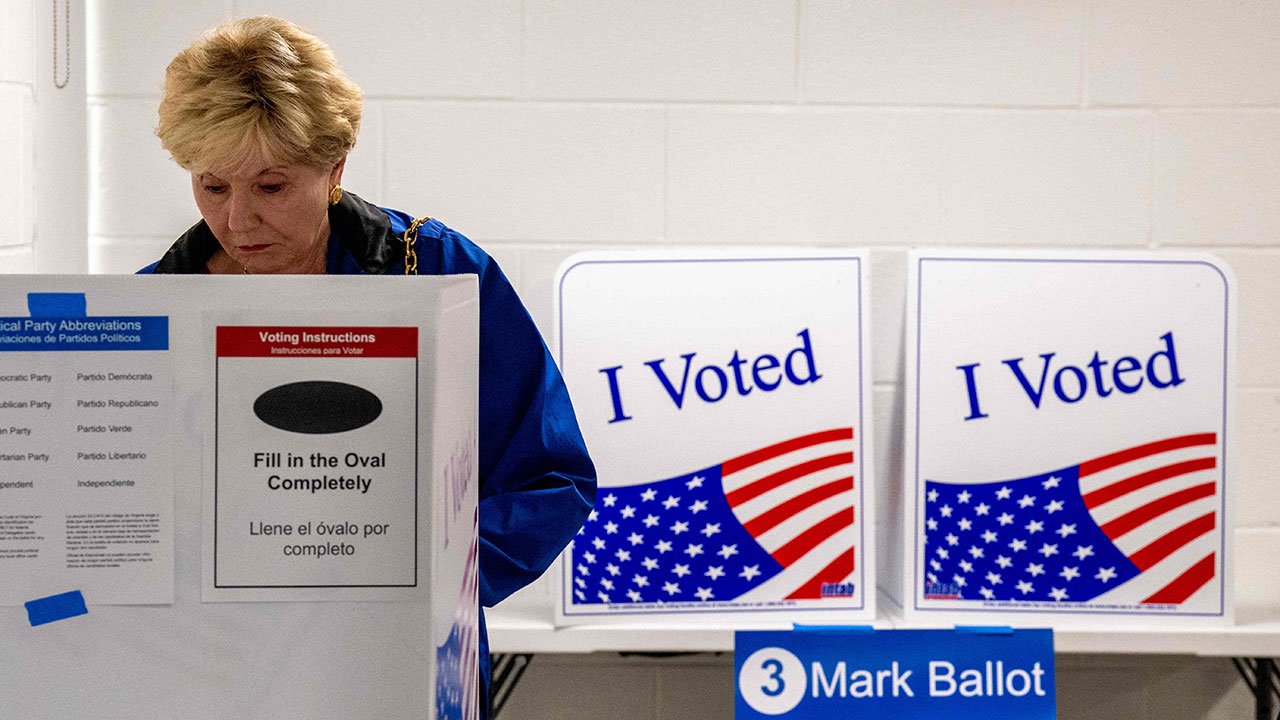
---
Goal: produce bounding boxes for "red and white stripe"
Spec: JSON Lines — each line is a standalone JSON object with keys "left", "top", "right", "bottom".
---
{"left": 1078, "top": 433, "right": 1220, "bottom": 606}
{"left": 721, "top": 427, "right": 858, "bottom": 601}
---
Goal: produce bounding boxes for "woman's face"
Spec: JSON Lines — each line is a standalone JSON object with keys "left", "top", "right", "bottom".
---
{"left": 192, "top": 157, "right": 344, "bottom": 274}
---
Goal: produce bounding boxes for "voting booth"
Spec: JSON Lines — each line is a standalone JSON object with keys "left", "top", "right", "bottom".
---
{"left": 554, "top": 249, "right": 875, "bottom": 624}
{"left": 891, "top": 250, "right": 1236, "bottom": 626}
{"left": 0, "top": 276, "right": 479, "bottom": 720}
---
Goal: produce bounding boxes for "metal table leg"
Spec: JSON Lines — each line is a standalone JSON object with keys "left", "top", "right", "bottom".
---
{"left": 1232, "top": 657, "right": 1278, "bottom": 720}
{"left": 491, "top": 653, "right": 534, "bottom": 718}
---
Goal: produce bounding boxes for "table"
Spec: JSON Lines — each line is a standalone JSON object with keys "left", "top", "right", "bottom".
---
{"left": 487, "top": 594, "right": 1280, "bottom": 718}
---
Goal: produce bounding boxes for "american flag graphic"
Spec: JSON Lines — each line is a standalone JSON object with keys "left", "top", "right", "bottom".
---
{"left": 572, "top": 427, "right": 859, "bottom": 606}
{"left": 436, "top": 508, "right": 479, "bottom": 720}
{"left": 923, "top": 433, "right": 1221, "bottom": 606}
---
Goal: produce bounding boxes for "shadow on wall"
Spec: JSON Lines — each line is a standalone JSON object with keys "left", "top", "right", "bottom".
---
{"left": 1057, "top": 654, "right": 1247, "bottom": 720}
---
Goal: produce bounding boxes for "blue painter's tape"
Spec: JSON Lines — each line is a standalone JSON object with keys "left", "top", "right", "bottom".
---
{"left": 793, "top": 624, "right": 876, "bottom": 634}
{"left": 955, "top": 625, "right": 1014, "bottom": 635}
{"left": 25, "top": 590, "right": 88, "bottom": 627}
{"left": 27, "top": 293, "right": 87, "bottom": 317}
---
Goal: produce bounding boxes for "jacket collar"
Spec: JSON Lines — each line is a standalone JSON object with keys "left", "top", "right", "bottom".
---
{"left": 151, "top": 190, "right": 399, "bottom": 275}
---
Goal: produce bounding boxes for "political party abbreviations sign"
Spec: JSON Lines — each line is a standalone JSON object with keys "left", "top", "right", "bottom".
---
{"left": 0, "top": 291, "right": 174, "bottom": 606}
{"left": 901, "top": 250, "right": 1235, "bottom": 624}
{"left": 555, "top": 250, "right": 874, "bottom": 623}
{"left": 736, "top": 628, "right": 1055, "bottom": 719}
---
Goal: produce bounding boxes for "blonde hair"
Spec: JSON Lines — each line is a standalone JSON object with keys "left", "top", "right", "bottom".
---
{"left": 157, "top": 16, "right": 361, "bottom": 173}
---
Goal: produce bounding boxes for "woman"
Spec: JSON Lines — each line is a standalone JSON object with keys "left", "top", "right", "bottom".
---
{"left": 140, "top": 16, "right": 597, "bottom": 718}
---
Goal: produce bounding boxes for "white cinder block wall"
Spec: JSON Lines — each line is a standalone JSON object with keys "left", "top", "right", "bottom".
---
{"left": 81, "top": 1, "right": 1280, "bottom": 718}
{"left": 0, "top": 2, "right": 36, "bottom": 271}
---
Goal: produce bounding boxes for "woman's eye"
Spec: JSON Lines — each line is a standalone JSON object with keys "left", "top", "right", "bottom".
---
{"left": 260, "top": 184, "right": 284, "bottom": 194}
{"left": 203, "top": 185, "right": 226, "bottom": 195}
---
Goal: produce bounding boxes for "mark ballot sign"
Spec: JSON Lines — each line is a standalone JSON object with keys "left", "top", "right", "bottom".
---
{"left": 901, "top": 250, "right": 1235, "bottom": 623}
{"left": 555, "top": 250, "right": 874, "bottom": 623}
{"left": 735, "top": 628, "right": 1056, "bottom": 719}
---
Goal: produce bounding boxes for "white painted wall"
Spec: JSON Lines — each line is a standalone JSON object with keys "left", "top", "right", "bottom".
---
{"left": 55, "top": 0, "right": 1280, "bottom": 716}
{"left": 0, "top": 1, "right": 37, "bottom": 271}
{"left": 35, "top": 0, "right": 88, "bottom": 272}
{"left": 1, "top": 0, "right": 87, "bottom": 272}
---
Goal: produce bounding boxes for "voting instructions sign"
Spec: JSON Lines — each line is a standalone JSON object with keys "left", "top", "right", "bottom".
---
{"left": 902, "top": 250, "right": 1235, "bottom": 624}
{"left": 736, "top": 628, "right": 1055, "bottom": 719}
{"left": 1, "top": 275, "right": 478, "bottom": 720}
{"left": 210, "top": 326, "right": 419, "bottom": 591}
{"left": 555, "top": 250, "right": 874, "bottom": 623}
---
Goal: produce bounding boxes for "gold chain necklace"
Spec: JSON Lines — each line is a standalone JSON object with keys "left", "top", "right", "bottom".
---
{"left": 403, "top": 217, "right": 431, "bottom": 275}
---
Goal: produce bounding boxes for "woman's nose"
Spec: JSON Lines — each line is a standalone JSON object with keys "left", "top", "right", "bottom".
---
{"left": 225, "top": 190, "right": 259, "bottom": 232}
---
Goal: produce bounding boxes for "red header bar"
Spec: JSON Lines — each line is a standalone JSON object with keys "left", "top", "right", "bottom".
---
{"left": 216, "top": 326, "right": 418, "bottom": 358}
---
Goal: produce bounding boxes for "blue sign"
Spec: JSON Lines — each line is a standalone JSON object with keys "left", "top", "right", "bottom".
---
{"left": 735, "top": 627, "right": 1055, "bottom": 718}
{"left": 0, "top": 293, "right": 168, "bottom": 352}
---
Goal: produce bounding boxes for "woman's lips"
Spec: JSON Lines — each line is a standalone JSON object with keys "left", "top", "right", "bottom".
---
{"left": 238, "top": 244, "right": 271, "bottom": 252}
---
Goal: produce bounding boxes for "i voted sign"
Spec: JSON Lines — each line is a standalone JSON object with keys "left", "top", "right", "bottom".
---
{"left": 554, "top": 250, "right": 874, "bottom": 623}
{"left": 735, "top": 628, "right": 1056, "bottom": 719}
{"left": 901, "top": 250, "right": 1235, "bottom": 623}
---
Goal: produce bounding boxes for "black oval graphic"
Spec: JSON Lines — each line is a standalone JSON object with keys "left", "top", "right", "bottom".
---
{"left": 254, "top": 381, "right": 383, "bottom": 434}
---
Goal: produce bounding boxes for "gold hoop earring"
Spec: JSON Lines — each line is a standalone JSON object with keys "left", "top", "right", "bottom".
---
{"left": 329, "top": 185, "right": 344, "bottom": 205}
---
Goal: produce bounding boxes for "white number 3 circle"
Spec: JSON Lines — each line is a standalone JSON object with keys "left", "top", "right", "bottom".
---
{"left": 738, "top": 647, "right": 806, "bottom": 715}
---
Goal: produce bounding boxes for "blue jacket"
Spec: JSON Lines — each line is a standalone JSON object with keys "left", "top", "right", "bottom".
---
{"left": 140, "top": 190, "right": 597, "bottom": 718}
